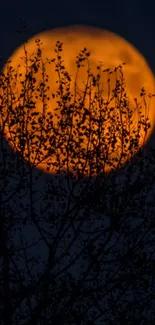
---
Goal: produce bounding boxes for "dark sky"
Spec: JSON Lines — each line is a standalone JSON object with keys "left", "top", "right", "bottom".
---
{"left": 0, "top": 0, "right": 155, "bottom": 75}
{"left": 1, "top": 0, "right": 155, "bottom": 227}
{"left": 1, "top": 3, "right": 155, "bottom": 223}
{"left": 1, "top": 0, "right": 155, "bottom": 148}
{"left": 1, "top": 1, "right": 155, "bottom": 322}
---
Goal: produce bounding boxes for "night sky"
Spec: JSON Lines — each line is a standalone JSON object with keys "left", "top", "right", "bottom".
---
{"left": 1, "top": 0, "right": 155, "bottom": 143}
{"left": 1, "top": 0, "right": 155, "bottom": 75}
{"left": 1, "top": 0, "right": 155, "bottom": 253}
{"left": 1, "top": 0, "right": 155, "bottom": 261}
{"left": 1, "top": 1, "right": 155, "bottom": 323}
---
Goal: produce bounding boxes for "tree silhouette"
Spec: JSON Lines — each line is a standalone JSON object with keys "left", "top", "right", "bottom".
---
{"left": 0, "top": 31, "right": 155, "bottom": 325}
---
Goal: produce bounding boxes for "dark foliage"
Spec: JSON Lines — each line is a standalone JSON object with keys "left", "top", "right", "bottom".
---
{"left": 0, "top": 30, "right": 155, "bottom": 325}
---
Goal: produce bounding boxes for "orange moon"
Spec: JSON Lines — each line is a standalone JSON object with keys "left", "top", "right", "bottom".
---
{"left": 1, "top": 25, "right": 155, "bottom": 176}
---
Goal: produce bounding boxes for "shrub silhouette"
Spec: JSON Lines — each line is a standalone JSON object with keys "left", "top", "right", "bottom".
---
{"left": 1, "top": 33, "right": 155, "bottom": 325}
{"left": 0, "top": 38, "right": 154, "bottom": 177}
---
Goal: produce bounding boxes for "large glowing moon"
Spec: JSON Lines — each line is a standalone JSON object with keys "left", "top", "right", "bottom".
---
{"left": 1, "top": 25, "right": 155, "bottom": 176}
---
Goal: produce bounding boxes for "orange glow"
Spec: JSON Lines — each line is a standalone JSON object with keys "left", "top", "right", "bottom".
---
{"left": 1, "top": 25, "right": 155, "bottom": 176}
